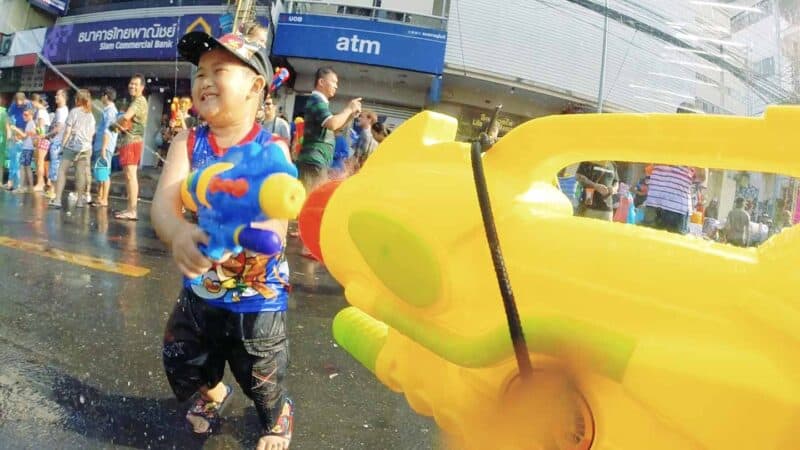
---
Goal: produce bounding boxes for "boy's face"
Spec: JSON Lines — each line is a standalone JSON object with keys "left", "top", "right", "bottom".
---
{"left": 193, "top": 49, "right": 261, "bottom": 124}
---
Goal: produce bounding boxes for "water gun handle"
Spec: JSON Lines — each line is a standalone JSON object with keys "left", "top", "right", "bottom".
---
{"left": 196, "top": 226, "right": 283, "bottom": 262}
{"left": 235, "top": 226, "right": 283, "bottom": 255}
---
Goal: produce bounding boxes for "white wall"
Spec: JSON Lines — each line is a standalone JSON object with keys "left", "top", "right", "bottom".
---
{"left": 379, "top": 0, "right": 436, "bottom": 16}
{"left": 444, "top": 0, "right": 699, "bottom": 113}
{"left": 308, "top": 0, "right": 438, "bottom": 16}
{"left": 732, "top": 7, "right": 788, "bottom": 115}
{"left": 0, "top": 0, "right": 53, "bottom": 34}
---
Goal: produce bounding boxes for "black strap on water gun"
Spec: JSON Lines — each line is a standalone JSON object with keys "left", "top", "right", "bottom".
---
{"left": 471, "top": 105, "right": 533, "bottom": 379}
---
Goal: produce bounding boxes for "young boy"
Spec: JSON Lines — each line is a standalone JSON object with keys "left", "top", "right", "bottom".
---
{"left": 13, "top": 107, "right": 37, "bottom": 193}
{"left": 92, "top": 87, "right": 119, "bottom": 207}
{"left": 151, "top": 31, "right": 294, "bottom": 450}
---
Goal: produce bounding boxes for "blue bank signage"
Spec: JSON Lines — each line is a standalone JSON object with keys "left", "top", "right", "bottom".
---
{"left": 273, "top": 14, "right": 447, "bottom": 74}
{"left": 42, "top": 14, "right": 226, "bottom": 64}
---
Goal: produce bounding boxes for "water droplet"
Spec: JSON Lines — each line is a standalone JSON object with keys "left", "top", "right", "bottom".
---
{"left": 79, "top": 395, "right": 85, "bottom": 404}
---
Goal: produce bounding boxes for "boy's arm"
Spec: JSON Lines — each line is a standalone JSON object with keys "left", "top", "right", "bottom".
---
{"left": 152, "top": 131, "right": 191, "bottom": 244}
{"left": 151, "top": 131, "right": 212, "bottom": 278}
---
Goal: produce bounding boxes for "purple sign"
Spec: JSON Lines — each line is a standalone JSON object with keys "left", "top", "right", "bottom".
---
{"left": 43, "top": 14, "right": 226, "bottom": 64}
{"left": 29, "top": 0, "right": 69, "bottom": 16}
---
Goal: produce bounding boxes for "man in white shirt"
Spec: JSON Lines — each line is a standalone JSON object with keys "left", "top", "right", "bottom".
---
{"left": 261, "top": 94, "right": 290, "bottom": 141}
{"left": 45, "top": 89, "right": 69, "bottom": 198}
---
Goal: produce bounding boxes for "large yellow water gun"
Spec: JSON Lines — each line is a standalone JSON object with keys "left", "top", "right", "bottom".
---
{"left": 300, "top": 107, "right": 800, "bottom": 449}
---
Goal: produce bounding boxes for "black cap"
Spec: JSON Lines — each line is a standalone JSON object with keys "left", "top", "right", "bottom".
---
{"left": 178, "top": 31, "right": 272, "bottom": 79}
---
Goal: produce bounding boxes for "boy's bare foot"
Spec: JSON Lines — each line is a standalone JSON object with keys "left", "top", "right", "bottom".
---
{"left": 256, "top": 398, "right": 293, "bottom": 450}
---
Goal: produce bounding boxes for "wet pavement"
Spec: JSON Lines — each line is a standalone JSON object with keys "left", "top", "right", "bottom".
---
{"left": 0, "top": 190, "right": 438, "bottom": 450}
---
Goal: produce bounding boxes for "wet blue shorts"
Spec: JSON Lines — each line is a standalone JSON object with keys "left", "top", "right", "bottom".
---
{"left": 20, "top": 148, "right": 34, "bottom": 167}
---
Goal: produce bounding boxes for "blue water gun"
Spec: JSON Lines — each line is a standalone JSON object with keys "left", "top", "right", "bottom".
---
{"left": 180, "top": 141, "right": 306, "bottom": 261}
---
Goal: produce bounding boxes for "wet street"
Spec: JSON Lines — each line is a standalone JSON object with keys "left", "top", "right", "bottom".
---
{"left": 0, "top": 190, "right": 437, "bottom": 450}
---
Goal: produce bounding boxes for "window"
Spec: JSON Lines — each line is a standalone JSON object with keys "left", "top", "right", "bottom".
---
{"left": 730, "top": 0, "right": 771, "bottom": 33}
{"left": 696, "top": 97, "right": 733, "bottom": 115}
{"left": 755, "top": 57, "right": 775, "bottom": 77}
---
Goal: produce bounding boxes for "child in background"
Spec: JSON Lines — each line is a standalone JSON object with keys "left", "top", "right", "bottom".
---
{"left": 151, "top": 31, "right": 294, "bottom": 450}
{"left": 12, "top": 108, "right": 37, "bottom": 193}
{"left": 92, "top": 87, "right": 119, "bottom": 207}
{"left": 613, "top": 182, "right": 636, "bottom": 224}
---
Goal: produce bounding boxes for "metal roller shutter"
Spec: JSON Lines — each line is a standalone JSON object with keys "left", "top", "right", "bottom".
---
{"left": 361, "top": 102, "right": 420, "bottom": 130}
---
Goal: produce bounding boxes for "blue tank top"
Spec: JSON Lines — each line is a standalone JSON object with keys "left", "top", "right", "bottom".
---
{"left": 183, "top": 123, "right": 291, "bottom": 313}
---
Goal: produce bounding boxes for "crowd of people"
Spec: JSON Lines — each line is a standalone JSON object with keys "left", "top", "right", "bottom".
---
{"left": 0, "top": 73, "right": 148, "bottom": 220}
{"left": 21, "top": 19, "right": 800, "bottom": 450}
{"left": 567, "top": 154, "right": 794, "bottom": 247}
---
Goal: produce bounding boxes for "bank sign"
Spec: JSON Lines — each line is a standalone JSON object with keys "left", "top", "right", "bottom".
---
{"left": 42, "top": 14, "right": 226, "bottom": 64}
{"left": 29, "top": 0, "right": 69, "bottom": 16}
{"left": 273, "top": 14, "right": 447, "bottom": 74}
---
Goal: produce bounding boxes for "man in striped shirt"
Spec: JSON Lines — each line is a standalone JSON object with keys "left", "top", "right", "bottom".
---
{"left": 643, "top": 164, "right": 707, "bottom": 234}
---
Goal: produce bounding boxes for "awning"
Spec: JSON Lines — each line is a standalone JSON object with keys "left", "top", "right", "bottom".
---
{"left": 0, "top": 28, "right": 47, "bottom": 69}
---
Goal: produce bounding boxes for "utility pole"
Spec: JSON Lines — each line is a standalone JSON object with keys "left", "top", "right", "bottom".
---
{"left": 233, "top": 0, "right": 257, "bottom": 33}
{"left": 597, "top": 0, "right": 609, "bottom": 113}
{"left": 772, "top": 0, "right": 783, "bottom": 93}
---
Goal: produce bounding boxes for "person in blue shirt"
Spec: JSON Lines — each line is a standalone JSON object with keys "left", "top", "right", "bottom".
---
{"left": 91, "top": 87, "right": 119, "bottom": 207}
{"left": 7, "top": 92, "right": 31, "bottom": 130}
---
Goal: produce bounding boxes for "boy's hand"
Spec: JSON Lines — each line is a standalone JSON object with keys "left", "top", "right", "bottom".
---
{"left": 172, "top": 222, "right": 213, "bottom": 278}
